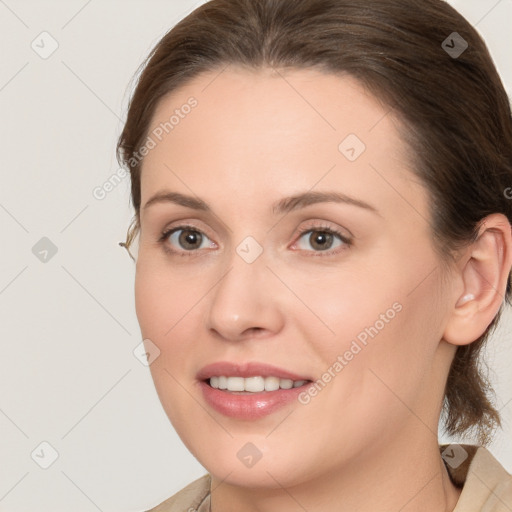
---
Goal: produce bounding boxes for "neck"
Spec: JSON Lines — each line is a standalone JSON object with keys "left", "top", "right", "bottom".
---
{"left": 210, "top": 434, "right": 463, "bottom": 512}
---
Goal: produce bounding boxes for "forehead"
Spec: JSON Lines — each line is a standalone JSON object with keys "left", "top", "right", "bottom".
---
{"left": 140, "top": 66, "right": 424, "bottom": 221}
{"left": 145, "top": 66, "right": 399, "bottom": 152}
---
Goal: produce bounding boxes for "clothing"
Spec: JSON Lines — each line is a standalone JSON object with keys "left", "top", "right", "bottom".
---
{"left": 145, "top": 444, "right": 512, "bottom": 511}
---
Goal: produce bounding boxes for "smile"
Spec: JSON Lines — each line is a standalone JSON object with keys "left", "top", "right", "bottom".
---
{"left": 208, "top": 375, "right": 308, "bottom": 392}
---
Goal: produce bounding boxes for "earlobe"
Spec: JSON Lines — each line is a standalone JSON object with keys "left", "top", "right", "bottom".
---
{"left": 455, "top": 293, "right": 475, "bottom": 307}
{"left": 443, "top": 214, "right": 512, "bottom": 347}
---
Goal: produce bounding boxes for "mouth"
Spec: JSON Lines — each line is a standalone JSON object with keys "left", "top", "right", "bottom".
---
{"left": 205, "top": 375, "right": 312, "bottom": 394}
{"left": 196, "top": 362, "right": 315, "bottom": 419}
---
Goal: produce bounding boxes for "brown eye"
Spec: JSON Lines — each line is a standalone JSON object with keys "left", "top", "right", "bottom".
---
{"left": 161, "top": 226, "right": 214, "bottom": 253}
{"left": 177, "top": 229, "right": 203, "bottom": 250}
{"left": 307, "top": 231, "right": 335, "bottom": 251}
{"left": 295, "top": 227, "right": 350, "bottom": 254}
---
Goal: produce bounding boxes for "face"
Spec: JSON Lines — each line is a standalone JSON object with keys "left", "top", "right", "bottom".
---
{"left": 135, "top": 66, "right": 456, "bottom": 488}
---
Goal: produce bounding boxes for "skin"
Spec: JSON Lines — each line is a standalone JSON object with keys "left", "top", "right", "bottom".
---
{"left": 134, "top": 66, "right": 512, "bottom": 512}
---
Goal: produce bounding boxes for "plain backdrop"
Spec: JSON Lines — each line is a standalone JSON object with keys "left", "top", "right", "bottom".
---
{"left": 0, "top": 1, "right": 511, "bottom": 510}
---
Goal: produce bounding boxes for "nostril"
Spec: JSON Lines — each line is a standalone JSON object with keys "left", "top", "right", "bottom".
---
{"left": 245, "top": 327, "right": 264, "bottom": 337}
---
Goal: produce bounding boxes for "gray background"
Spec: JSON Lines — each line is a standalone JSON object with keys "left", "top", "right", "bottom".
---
{"left": 0, "top": 1, "right": 511, "bottom": 510}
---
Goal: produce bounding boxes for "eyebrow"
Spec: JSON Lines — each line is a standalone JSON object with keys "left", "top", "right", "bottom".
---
{"left": 142, "top": 190, "right": 380, "bottom": 216}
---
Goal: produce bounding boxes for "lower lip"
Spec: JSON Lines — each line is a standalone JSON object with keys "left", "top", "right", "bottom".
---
{"left": 199, "top": 381, "right": 311, "bottom": 420}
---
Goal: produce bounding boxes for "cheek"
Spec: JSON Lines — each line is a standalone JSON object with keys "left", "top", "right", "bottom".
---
{"left": 134, "top": 266, "right": 165, "bottom": 339}
{"left": 135, "top": 260, "right": 200, "bottom": 336}
{"left": 302, "top": 256, "right": 441, "bottom": 408}
{"left": 285, "top": 266, "right": 397, "bottom": 360}
{"left": 134, "top": 260, "right": 210, "bottom": 384}
{"left": 330, "top": 279, "right": 443, "bottom": 426}
{"left": 134, "top": 264, "right": 202, "bottom": 426}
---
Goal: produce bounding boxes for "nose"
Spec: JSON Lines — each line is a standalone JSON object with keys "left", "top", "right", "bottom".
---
{"left": 204, "top": 249, "right": 285, "bottom": 342}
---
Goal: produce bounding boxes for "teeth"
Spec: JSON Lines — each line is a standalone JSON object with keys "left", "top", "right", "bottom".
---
{"left": 209, "top": 376, "right": 307, "bottom": 392}
{"left": 265, "top": 376, "right": 280, "bottom": 391}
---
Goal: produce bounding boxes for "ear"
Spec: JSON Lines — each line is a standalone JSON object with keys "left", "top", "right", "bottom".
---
{"left": 443, "top": 213, "right": 512, "bottom": 346}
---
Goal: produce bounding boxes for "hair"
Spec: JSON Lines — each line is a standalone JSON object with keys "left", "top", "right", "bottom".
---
{"left": 116, "top": 0, "right": 512, "bottom": 445}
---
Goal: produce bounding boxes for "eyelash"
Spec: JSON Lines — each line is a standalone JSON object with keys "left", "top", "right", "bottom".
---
{"left": 157, "top": 222, "right": 353, "bottom": 258}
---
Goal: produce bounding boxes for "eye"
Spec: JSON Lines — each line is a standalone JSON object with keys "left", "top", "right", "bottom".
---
{"left": 159, "top": 225, "right": 215, "bottom": 256}
{"left": 158, "top": 222, "right": 352, "bottom": 257}
{"left": 292, "top": 224, "right": 352, "bottom": 256}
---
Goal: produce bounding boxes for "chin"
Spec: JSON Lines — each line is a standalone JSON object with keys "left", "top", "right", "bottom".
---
{"left": 188, "top": 438, "right": 315, "bottom": 489}
{"left": 207, "top": 462, "right": 305, "bottom": 489}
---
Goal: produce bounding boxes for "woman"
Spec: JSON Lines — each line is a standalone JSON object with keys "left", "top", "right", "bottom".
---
{"left": 117, "top": 0, "right": 512, "bottom": 510}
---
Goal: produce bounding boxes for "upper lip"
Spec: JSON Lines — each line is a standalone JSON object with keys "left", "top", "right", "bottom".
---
{"left": 196, "top": 361, "right": 312, "bottom": 381}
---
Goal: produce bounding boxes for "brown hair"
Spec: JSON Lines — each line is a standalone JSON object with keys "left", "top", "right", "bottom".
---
{"left": 116, "top": 0, "right": 512, "bottom": 445}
